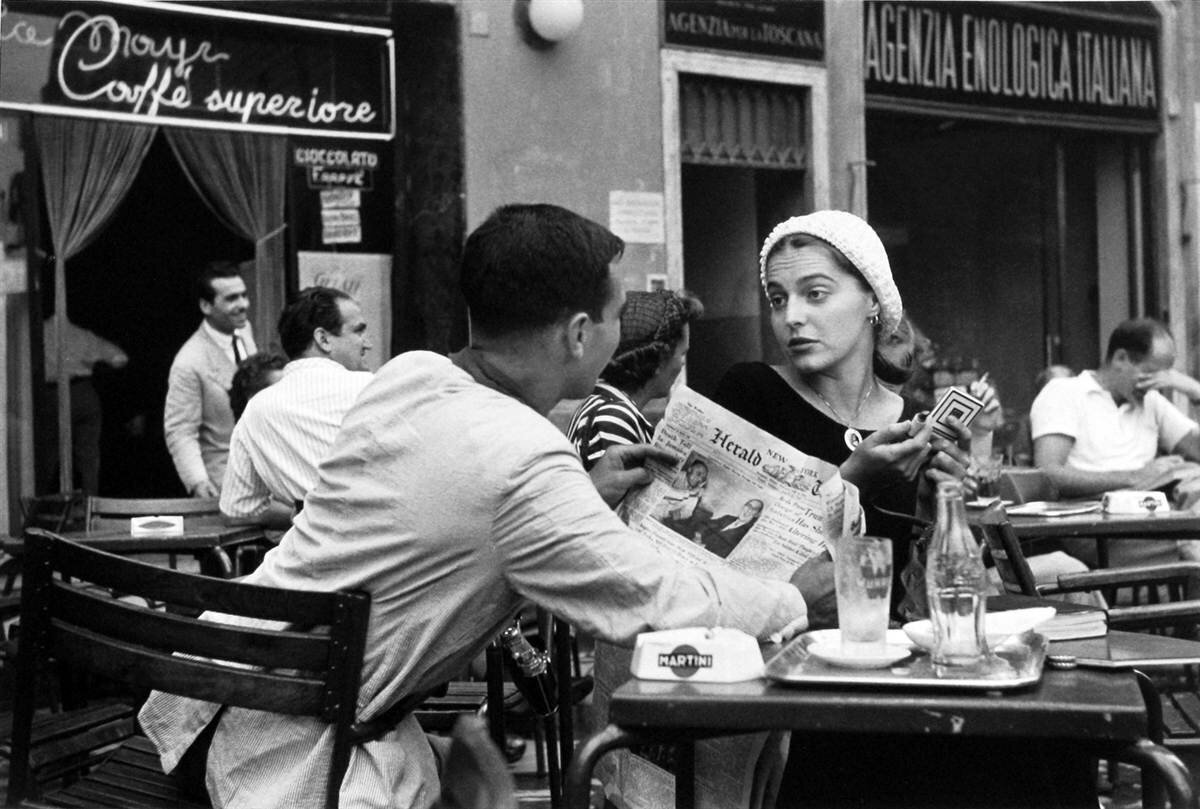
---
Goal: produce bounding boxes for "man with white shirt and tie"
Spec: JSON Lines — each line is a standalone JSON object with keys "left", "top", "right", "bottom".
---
{"left": 164, "top": 261, "right": 257, "bottom": 498}
{"left": 220, "top": 286, "right": 373, "bottom": 528}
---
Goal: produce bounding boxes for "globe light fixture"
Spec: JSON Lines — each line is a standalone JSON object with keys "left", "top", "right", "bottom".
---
{"left": 526, "top": 0, "right": 583, "bottom": 43}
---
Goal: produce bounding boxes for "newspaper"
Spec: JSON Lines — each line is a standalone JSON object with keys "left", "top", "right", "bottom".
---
{"left": 621, "top": 386, "right": 860, "bottom": 576}
{"left": 595, "top": 387, "right": 861, "bottom": 809}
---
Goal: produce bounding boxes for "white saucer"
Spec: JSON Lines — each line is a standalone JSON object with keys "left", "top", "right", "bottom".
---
{"left": 965, "top": 498, "right": 1014, "bottom": 509}
{"left": 902, "top": 606, "right": 1056, "bottom": 653}
{"left": 805, "top": 637, "right": 914, "bottom": 670}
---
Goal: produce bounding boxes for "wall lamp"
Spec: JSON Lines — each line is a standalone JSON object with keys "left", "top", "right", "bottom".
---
{"left": 516, "top": 0, "right": 584, "bottom": 48}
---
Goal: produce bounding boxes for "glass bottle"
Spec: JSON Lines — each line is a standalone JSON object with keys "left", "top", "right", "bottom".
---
{"left": 499, "top": 622, "right": 558, "bottom": 716}
{"left": 925, "top": 480, "right": 987, "bottom": 666}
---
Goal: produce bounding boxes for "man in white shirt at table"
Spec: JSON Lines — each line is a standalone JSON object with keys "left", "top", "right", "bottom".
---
{"left": 220, "top": 286, "right": 373, "bottom": 529}
{"left": 140, "top": 204, "right": 823, "bottom": 809}
{"left": 1031, "top": 317, "right": 1200, "bottom": 565}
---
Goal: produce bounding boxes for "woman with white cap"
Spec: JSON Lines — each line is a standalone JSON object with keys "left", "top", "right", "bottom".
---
{"left": 713, "top": 210, "right": 972, "bottom": 619}
{"left": 715, "top": 214, "right": 1090, "bottom": 808}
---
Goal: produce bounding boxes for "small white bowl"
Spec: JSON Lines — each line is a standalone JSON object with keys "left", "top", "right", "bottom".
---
{"left": 902, "top": 606, "right": 1056, "bottom": 653}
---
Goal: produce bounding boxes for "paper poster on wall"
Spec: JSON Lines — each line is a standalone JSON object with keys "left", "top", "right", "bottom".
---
{"left": 609, "top": 191, "right": 665, "bottom": 244}
{"left": 0, "top": 245, "right": 27, "bottom": 294}
{"left": 297, "top": 251, "right": 391, "bottom": 369}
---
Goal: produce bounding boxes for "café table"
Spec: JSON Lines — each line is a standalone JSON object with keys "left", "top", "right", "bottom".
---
{"left": 2, "top": 522, "right": 269, "bottom": 578}
{"left": 981, "top": 504, "right": 1200, "bottom": 568}
{"left": 564, "top": 664, "right": 1197, "bottom": 809}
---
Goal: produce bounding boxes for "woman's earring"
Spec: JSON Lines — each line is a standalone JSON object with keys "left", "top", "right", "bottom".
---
{"left": 869, "top": 313, "right": 880, "bottom": 327}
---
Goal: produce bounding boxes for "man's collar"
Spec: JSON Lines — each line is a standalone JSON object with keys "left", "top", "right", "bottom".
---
{"left": 201, "top": 319, "right": 249, "bottom": 344}
{"left": 1085, "top": 368, "right": 1137, "bottom": 409}
{"left": 283, "top": 356, "right": 344, "bottom": 375}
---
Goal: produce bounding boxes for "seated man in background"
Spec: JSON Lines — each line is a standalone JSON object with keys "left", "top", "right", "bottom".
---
{"left": 140, "top": 203, "right": 812, "bottom": 809}
{"left": 220, "top": 287, "right": 374, "bottom": 529}
{"left": 228, "top": 352, "right": 287, "bottom": 422}
{"left": 1031, "top": 317, "right": 1200, "bottom": 565}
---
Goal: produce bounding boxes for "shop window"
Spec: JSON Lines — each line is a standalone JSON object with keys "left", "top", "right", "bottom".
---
{"left": 679, "top": 75, "right": 807, "bottom": 170}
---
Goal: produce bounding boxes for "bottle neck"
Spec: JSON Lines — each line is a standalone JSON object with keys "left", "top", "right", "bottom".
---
{"left": 934, "top": 485, "right": 975, "bottom": 551}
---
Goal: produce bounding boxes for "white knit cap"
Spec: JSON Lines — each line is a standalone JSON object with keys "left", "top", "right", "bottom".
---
{"left": 759, "top": 210, "right": 903, "bottom": 337}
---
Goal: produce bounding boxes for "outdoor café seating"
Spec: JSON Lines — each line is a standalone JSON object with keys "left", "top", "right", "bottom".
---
{"left": 978, "top": 506, "right": 1200, "bottom": 753}
{"left": 6, "top": 528, "right": 370, "bottom": 809}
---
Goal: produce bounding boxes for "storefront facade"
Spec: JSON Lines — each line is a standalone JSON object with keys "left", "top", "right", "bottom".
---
{"left": 464, "top": 0, "right": 1200, "bottom": 447}
{"left": 2, "top": 0, "right": 1198, "bottom": 531}
{"left": 0, "top": 0, "right": 402, "bottom": 525}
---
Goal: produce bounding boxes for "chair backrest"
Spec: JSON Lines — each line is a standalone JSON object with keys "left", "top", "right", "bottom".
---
{"left": 85, "top": 496, "right": 222, "bottom": 531}
{"left": 9, "top": 528, "right": 370, "bottom": 809}
{"left": 975, "top": 506, "right": 1041, "bottom": 597}
{"left": 20, "top": 490, "right": 86, "bottom": 533}
{"left": 996, "top": 468, "right": 1057, "bottom": 505}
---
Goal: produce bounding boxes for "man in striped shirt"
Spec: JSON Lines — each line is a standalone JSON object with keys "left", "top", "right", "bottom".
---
{"left": 219, "top": 286, "right": 374, "bottom": 528}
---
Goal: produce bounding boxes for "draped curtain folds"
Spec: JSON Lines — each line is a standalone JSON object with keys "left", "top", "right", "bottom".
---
{"left": 165, "top": 129, "right": 288, "bottom": 354}
{"left": 36, "top": 116, "right": 156, "bottom": 493}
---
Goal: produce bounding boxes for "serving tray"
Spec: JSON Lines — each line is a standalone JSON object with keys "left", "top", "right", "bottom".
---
{"left": 765, "top": 629, "right": 1047, "bottom": 691}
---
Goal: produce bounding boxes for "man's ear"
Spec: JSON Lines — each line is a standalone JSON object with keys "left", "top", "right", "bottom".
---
{"left": 563, "top": 312, "right": 590, "bottom": 360}
{"left": 199, "top": 299, "right": 214, "bottom": 317}
{"left": 313, "top": 327, "right": 331, "bottom": 354}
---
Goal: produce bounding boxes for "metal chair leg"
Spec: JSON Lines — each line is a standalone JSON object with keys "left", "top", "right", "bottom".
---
{"left": 1115, "top": 738, "right": 1198, "bottom": 809}
{"left": 564, "top": 724, "right": 649, "bottom": 809}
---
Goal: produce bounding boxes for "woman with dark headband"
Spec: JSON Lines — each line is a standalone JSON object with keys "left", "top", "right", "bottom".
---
{"left": 567, "top": 288, "right": 703, "bottom": 469}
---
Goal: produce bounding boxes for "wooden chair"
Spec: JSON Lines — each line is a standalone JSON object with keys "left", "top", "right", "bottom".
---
{"left": 3, "top": 491, "right": 86, "bottom": 596}
{"left": 996, "top": 467, "right": 1058, "bottom": 505}
{"left": 85, "top": 495, "right": 269, "bottom": 575}
{"left": 85, "top": 495, "right": 222, "bottom": 532}
{"left": 977, "top": 507, "right": 1200, "bottom": 752}
{"left": 7, "top": 528, "right": 370, "bottom": 809}
{"left": 977, "top": 507, "right": 1200, "bottom": 627}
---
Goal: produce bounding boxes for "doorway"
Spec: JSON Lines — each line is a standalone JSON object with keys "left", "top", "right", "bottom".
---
{"left": 681, "top": 164, "right": 806, "bottom": 396}
{"left": 865, "top": 112, "right": 1151, "bottom": 420}
{"left": 41, "top": 133, "right": 252, "bottom": 497}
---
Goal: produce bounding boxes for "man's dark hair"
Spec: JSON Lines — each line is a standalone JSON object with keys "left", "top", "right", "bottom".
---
{"left": 278, "top": 286, "right": 353, "bottom": 360}
{"left": 229, "top": 352, "right": 287, "bottom": 420}
{"left": 196, "top": 260, "right": 242, "bottom": 303}
{"left": 1106, "top": 318, "right": 1171, "bottom": 363}
{"left": 459, "top": 204, "right": 625, "bottom": 336}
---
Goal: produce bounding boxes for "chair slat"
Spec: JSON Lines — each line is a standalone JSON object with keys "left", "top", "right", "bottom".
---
{"left": 59, "top": 781, "right": 164, "bottom": 809}
{"left": 87, "top": 496, "right": 222, "bottom": 521}
{"left": 88, "top": 764, "right": 188, "bottom": 800}
{"left": 53, "top": 581, "right": 333, "bottom": 671}
{"left": 975, "top": 512, "right": 1040, "bottom": 596}
{"left": 50, "top": 622, "right": 327, "bottom": 716}
{"left": 104, "top": 755, "right": 167, "bottom": 780}
{"left": 29, "top": 712, "right": 135, "bottom": 771}
{"left": 48, "top": 539, "right": 343, "bottom": 624}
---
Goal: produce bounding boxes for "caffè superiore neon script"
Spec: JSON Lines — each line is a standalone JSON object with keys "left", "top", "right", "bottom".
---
{"left": 0, "top": 0, "right": 396, "bottom": 140}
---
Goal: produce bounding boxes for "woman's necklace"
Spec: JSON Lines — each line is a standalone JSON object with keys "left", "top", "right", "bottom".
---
{"left": 809, "top": 381, "right": 876, "bottom": 451}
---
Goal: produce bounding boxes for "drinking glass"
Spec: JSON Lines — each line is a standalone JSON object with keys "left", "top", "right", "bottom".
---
{"left": 973, "top": 454, "right": 1005, "bottom": 499}
{"left": 834, "top": 535, "right": 893, "bottom": 655}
